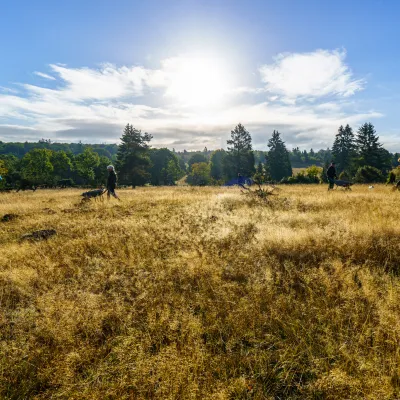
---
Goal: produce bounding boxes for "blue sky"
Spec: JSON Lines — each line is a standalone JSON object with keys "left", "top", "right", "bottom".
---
{"left": 1, "top": 0, "right": 399, "bottom": 151}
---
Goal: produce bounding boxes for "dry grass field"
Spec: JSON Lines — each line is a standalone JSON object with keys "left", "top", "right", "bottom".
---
{"left": 1, "top": 185, "right": 400, "bottom": 399}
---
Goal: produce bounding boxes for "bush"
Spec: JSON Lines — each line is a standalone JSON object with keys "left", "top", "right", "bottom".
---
{"left": 387, "top": 168, "right": 400, "bottom": 184}
{"left": 281, "top": 170, "right": 320, "bottom": 184}
{"left": 354, "top": 166, "right": 385, "bottom": 183}
{"left": 305, "top": 165, "right": 322, "bottom": 180}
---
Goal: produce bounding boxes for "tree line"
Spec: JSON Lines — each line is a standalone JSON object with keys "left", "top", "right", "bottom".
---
{"left": 330, "top": 123, "right": 399, "bottom": 183}
{"left": 0, "top": 122, "right": 399, "bottom": 190}
{"left": 0, "top": 126, "right": 187, "bottom": 189}
{"left": 179, "top": 122, "right": 399, "bottom": 186}
{"left": 0, "top": 139, "right": 118, "bottom": 159}
{"left": 114, "top": 123, "right": 293, "bottom": 186}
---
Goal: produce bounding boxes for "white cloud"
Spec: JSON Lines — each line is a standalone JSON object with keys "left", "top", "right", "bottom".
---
{"left": 34, "top": 71, "right": 56, "bottom": 80}
{"left": 0, "top": 86, "right": 19, "bottom": 94}
{"left": 0, "top": 50, "right": 393, "bottom": 150}
{"left": 46, "top": 63, "right": 149, "bottom": 100}
{"left": 232, "top": 86, "right": 267, "bottom": 95}
{"left": 259, "top": 49, "right": 365, "bottom": 102}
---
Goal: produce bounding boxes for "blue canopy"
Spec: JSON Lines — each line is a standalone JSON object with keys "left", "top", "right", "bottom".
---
{"left": 224, "top": 176, "right": 253, "bottom": 186}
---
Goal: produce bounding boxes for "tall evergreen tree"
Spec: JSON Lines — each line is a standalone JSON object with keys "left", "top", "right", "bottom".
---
{"left": 332, "top": 124, "right": 356, "bottom": 173}
{"left": 355, "top": 122, "right": 383, "bottom": 169}
{"left": 116, "top": 124, "right": 152, "bottom": 187}
{"left": 223, "top": 123, "right": 255, "bottom": 179}
{"left": 290, "top": 147, "right": 303, "bottom": 165}
{"left": 266, "top": 130, "right": 292, "bottom": 181}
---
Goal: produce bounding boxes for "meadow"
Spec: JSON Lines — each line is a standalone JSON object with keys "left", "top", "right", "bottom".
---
{"left": 1, "top": 184, "right": 400, "bottom": 399}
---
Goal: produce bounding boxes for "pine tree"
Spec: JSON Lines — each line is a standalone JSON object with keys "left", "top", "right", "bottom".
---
{"left": 332, "top": 124, "right": 356, "bottom": 173}
{"left": 223, "top": 123, "right": 255, "bottom": 179}
{"left": 266, "top": 130, "right": 292, "bottom": 181}
{"left": 116, "top": 124, "right": 153, "bottom": 187}
{"left": 291, "top": 147, "right": 303, "bottom": 164}
{"left": 355, "top": 123, "right": 382, "bottom": 169}
{"left": 302, "top": 150, "right": 309, "bottom": 164}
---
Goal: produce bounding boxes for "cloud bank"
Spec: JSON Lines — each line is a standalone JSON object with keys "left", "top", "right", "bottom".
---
{"left": 0, "top": 49, "right": 390, "bottom": 150}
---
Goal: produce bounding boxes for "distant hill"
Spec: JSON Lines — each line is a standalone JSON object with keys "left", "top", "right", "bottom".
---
{"left": 0, "top": 140, "right": 118, "bottom": 160}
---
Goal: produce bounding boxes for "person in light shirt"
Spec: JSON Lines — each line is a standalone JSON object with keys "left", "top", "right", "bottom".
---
{"left": 106, "top": 165, "right": 120, "bottom": 200}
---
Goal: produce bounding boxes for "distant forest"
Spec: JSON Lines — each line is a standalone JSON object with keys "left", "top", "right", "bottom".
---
{"left": 0, "top": 122, "right": 399, "bottom": 189}
{"left": 0, "top": 138, "right": 340, "bottom": 168}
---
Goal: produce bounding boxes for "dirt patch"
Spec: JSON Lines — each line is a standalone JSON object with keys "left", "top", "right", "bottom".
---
{"left": 42, "top": 208, "right": 57, "bottom": 215}
{"left": 1, "top": 213, "right": 18, "bottom": 222}
{"left": 20, "top": 229, "right": 57, "bottom": 241}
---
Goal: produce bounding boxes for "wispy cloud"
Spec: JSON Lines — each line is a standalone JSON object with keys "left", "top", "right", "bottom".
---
{"left": 0, "top": 50, "right": 391, "bottom": 150}
{"left": 34, "top": 71, "right": 57, "bottom": 80}
{"left": 0, "top": 86, "right": 19, "bottom": 94}
{"left": 259, "top": 49, "right": 365, "bottom": 103}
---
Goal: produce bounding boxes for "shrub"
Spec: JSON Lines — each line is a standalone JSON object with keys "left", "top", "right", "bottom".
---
{"left": 281, "top": 170, "right": 320, "bottom": 184}
{"left": 305, "top": 165, "right": 322, "bottom": 180}
{"left": 354, "top": 166, "right": 385, "bottom": 183}
{"left": 387, "top": 168, "right": 400, "bottom": 184}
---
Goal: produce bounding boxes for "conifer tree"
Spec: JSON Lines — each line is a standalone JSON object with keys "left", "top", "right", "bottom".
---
{"left": 116, "top": 124, "right": 152, "bottom": 187}
{"left": 266, "top": 130, "right": 292, "bottom": 181}
{"left": 355, "top": 123, "right": 383, "bottom": 169}
{"left": 332, "top": 124, "right": 356, "bottom": 173}
{"left": 223, "top": 123, "right": 255, "bottom": 179}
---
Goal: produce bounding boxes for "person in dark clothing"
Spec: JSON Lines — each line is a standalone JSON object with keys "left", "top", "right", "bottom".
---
{"left": 107, "top": 165, "right": 120, "bottom": 200}
{"left": 326, "top": 162, "right": 337, "bottom": 190}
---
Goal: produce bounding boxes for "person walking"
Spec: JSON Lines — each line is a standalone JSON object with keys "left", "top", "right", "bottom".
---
{"left": 327, "top": 162, "right": 337, "bottom": 190}
{"left": 106, "top": 165, "right": 120, "bottom": 200}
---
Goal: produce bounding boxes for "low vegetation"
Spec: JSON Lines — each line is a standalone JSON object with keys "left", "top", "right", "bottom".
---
{"left": 1, "top": 185, "right": 400, "bottom": 399}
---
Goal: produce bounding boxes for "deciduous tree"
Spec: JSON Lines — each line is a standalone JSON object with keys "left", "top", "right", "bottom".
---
{"left": 21, "top": 149, "right": 54, "bottom": 185}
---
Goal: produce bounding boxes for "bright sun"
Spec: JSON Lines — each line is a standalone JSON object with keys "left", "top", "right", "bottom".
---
{"left": 164, "top": 56, "right": 229, "bottom": 107}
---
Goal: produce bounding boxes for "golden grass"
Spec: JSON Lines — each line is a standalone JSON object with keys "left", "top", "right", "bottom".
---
{"left": 1, "top": 185, "right": 400, "bottom": 399}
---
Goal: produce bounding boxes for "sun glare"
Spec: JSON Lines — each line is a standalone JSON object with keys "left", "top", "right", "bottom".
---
{"left": 164, "top": 56, "right": 229, "bottom": 107}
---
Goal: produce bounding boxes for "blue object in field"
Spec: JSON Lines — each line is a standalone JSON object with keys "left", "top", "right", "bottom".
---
{"left": 224, "top": 176, "right": 253, "bottom": 186}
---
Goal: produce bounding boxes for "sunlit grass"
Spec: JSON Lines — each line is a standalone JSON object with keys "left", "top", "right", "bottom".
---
{"left": 1, "top": 185, "right": 400, "bottom": 399}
